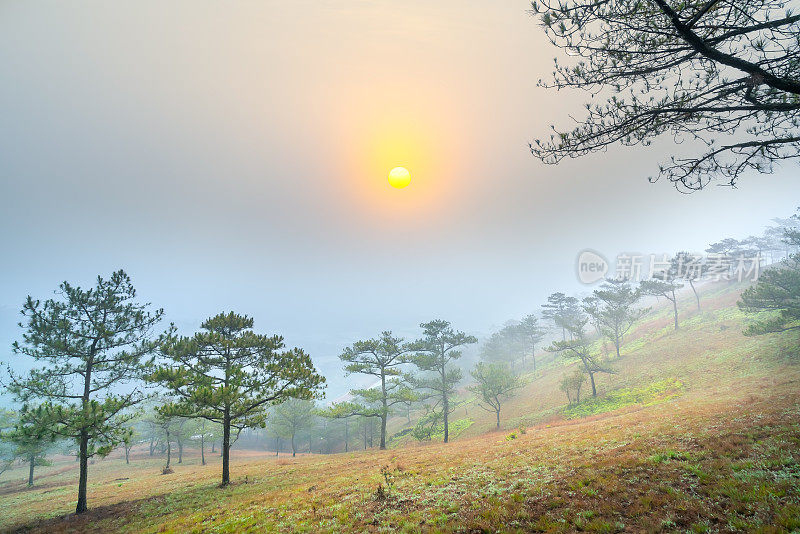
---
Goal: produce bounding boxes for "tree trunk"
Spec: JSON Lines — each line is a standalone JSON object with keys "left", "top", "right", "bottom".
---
{"left": 443, "top": 390, "right": 450, "bottom": 444}
{"left": 211, "top": 441, "right": 216, "bottom": 454}
{"left": 165, "top": 430, "right": 171, "bottom": 469}
{"left": 689, "top": 279, "right": 700, "bottom": 310}
{"left": 149, "top": 437, "right": 155, "bottom": 456}
{"left": 125, "top": 446, "right": 130, "bottom": 464}
{"left": 671, "top": 290, "right": 679, "bottom": 330}
{"left": 76, "top": 430, "right": 89, "bottom": 513}
{"left": 200, "top": 434, "right": 205, "bottom": 465}
{"left": 291, "top": 432, "right": 296, "bottom": 457}
{"left": 589, "top": 371, "right": 597, "bottom": 397}
{"left": 275, "top": 436, "right": 279, "bottom": 456}
{"left": 495, "top": 409, "right": 500, "bottom": 429}
{"left": 615, "top": 338, "right": 621, "bottom": 359}
{"left": 379, "top": 374, "right": 388, "bottom": 450}
{"left": 177, "top": 439, "right": 183, "bottom": 464}
{"left": 344, "top": 420, "right": 349, "bottom": 452}
{"left": 221, "top": 412, "right": 230, "bottom": 486}
{"left": 28, "top": 454, "right": 35, "bottom": 487}
{"left": 76, "top": 352, "right": 94, "bottom": 515}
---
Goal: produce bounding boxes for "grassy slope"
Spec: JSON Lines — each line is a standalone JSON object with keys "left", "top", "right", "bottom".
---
{"left": 2, "top": 282, "right": 800, "bottom": 533}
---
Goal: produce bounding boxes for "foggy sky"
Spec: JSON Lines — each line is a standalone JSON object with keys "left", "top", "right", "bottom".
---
{"left": 1, "top": 0, "right": 798, "bottom": 401}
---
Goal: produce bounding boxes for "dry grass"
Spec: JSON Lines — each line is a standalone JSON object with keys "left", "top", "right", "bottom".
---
{"left": 1, "top": 281, "right": 799, "bottom": 532}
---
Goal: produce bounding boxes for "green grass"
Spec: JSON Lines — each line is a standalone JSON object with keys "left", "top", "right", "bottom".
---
{"left": 431, "top": 418, "right": 473, "bottom": 441}
{"left": 563, "top": 378, "right": 684, "bottom": 419}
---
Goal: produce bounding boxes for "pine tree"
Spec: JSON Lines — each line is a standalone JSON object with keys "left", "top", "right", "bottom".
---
{"left": 150, "top": 312, "right": 324, "bottom": 486}
{"left": 333, "top": 332, "right": 417, "bottom": 449}
{"left": 739, "top": 223, "right": 800, "bottom": 335}
{"left": 9, "top": 270, "right": 162, "bottom": 513}
{"left": 583, "top": 280, "right": 648, "bottom": 359}
{"left": 469, "top": 363, "right": 522, "bottom": 429}
{"left": 408, "top": 320, "right": 477, "bottom": 443}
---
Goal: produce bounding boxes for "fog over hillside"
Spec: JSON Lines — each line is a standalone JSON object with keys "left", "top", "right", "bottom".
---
{"left": 1, "top": 1, "right": 798, "bottom": 531}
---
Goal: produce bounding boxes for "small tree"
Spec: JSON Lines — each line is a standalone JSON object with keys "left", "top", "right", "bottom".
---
{"left": 469, "top": 363, "right": 522, "bottom": 429}
{"left": 171, "top": 417, "right": 189, "bottom": 464}
{"left": 516, "top": 315, "right": 546, "bottom": 370}
{"left": 121, "top": 424, "right": 138, "bottom": 465}
{"left": 480, "top": 328, "right": 521, "bottom": 370}
{"left": 541, "top": 293, "right": 582, "bottom": 341}
{"left": 739, "top": 224, "right": 800, "bottom": 335}
{"left": 0, "top": 410, "right": 17, "bottom": 478}
{"left": 153, "top": 410, "right": 174, "bottom": 470}
{"left": 559, "top": 367, "right": 587, "bottom": 405}
{"left": 194, "top": 420, "right": 219, "bottom": 465}
{"left": 150, "top": 312, "right": 325, "bottom": 486}
{"left": 408, "top": 320, "right": 477, "bottom": 443}
{"left": 336, "top": 332, "right": 416, "bottom": 449}
{"left": 640, "top": 279, "right": 684, "bottom": 330}
{"left": 548, "top": 317, "right": 614, "bottom": 397}
{"left": 271, "top": 398, "right": 316, "bottom": 456}
{"left": 671, "top": 252, "right": 707, "bottom": 310}
{"left": 8, "top": 270, "right": 162, "bottom": 513}
{"left": 583, "top": 280, "right": 648, "bottom": 359}
{"left": 2, "top": 409, "right": 54, "bottom": 487}
{"left": 410, "top": 406, "right": 443, "bottom": 442}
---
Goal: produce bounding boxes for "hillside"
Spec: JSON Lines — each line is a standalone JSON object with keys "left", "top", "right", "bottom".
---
{"left": 1, "top": 281, "right": 799, "bottom": 532}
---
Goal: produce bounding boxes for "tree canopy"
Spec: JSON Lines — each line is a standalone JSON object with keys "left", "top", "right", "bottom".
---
{"left": 739, "top": 220, "right": 800, "bottom": 334}
{"left": 583, "top": 280, "right": 648, "bottom": 358}
{"left": 329, "top": 332, "right": 417, "bottom": 449}
{"left": 408, "top": 320, "right": 477, "bottom": 443}
{"left": 150, "top": 312, "right": 325, "bottom": 485}
{"left": 8, "top": 270, "right": 162, "bottom": 513}
{"left": 548, "top": 316, "right": 615, "bottom": 397}
{"left": 469, "top": 362, "right": 523, "bottom": 429}
{"left": 530, "top": 0, "right": 800, "bottom": 190}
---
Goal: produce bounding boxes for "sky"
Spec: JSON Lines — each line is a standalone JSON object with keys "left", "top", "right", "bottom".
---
{"left": 1, "top": 0, "right": 798, "bottom": 401}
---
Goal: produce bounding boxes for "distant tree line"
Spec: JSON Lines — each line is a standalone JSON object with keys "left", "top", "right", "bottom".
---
{"left": 2, "top": 209, "right": 797, "bottom": 515}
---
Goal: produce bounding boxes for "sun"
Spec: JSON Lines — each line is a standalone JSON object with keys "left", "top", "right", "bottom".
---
{"left": 388, "top": 167, "right": 412, "bottom": 189}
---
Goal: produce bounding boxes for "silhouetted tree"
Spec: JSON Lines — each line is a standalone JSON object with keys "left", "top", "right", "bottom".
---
{"left": 480, "top": 327, "right": 522, "bottom": 370}
{"left": 530, "top": 0, "right": 800, "bottom": 190}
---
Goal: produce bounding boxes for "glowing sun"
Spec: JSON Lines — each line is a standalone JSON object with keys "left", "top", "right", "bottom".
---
{"left": 388, "top": 167, "right": 412, "bottom": 189}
